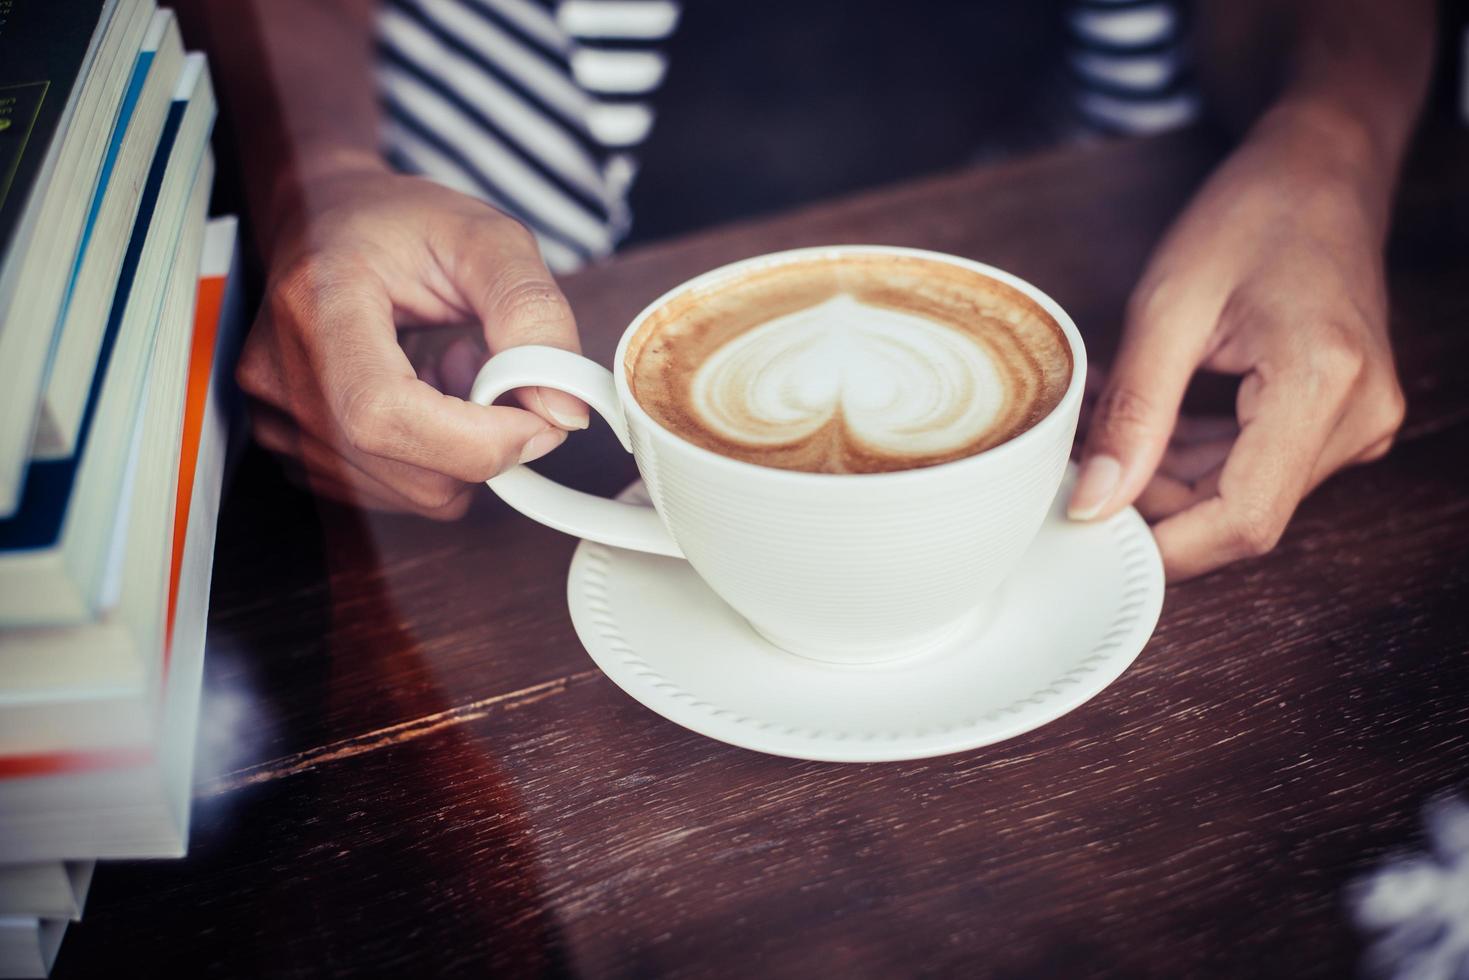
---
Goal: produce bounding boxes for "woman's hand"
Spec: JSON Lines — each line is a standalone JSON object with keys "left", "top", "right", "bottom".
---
{"left": 237, "top": 164, "right": 589, "bottom": 519}
{"left": 1068, "top": 104, "right": 1407, "bottom": 580}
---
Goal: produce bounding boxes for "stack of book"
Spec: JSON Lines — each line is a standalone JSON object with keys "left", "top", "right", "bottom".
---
{"left": 0, "top": 2, "right": 243, "bottom": 975}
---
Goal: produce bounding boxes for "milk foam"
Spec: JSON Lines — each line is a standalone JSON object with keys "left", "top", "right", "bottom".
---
{"left": 626, "top": 253, "right": 1072, "bottom": 474}
{"left": 689, "top": 294, "right": 1005, "bottom": 456}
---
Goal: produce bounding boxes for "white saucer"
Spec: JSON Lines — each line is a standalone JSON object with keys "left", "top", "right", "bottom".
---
{"left": 566, "top": 469, "right": 1164, "bottom": 762}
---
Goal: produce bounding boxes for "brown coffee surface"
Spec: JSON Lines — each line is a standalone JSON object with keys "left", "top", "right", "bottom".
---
{"left": 625, "top": 254, "right": 1073, "bottom": 474}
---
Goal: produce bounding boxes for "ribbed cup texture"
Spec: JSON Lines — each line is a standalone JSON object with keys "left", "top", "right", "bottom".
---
{"left": 631, "top": 403, "right": 1080, "bottom": 663}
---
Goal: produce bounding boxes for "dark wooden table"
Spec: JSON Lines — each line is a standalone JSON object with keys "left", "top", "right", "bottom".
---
{"left": 53, "top": 126, "right": 1469, "bottom": 979}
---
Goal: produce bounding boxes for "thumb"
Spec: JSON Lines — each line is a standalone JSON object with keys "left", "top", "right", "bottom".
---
{"left": 1068, "top": 290, "right": 1207, "bottom": 521}
{"left": 451, "top": 217, "right": 591, "bottom": 431}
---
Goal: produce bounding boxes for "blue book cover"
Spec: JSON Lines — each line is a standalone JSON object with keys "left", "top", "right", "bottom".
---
{"left": 44, "top": 47, "right": 158, "bottom": 363}
{"left": 0, "top": 98, "right": 186, "bottom": 553}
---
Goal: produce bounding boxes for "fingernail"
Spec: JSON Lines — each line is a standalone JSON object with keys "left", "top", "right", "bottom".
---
{"left": 535, "top": 389, "right": 589, "bottom": 430}
{"left": 1068, "top": 454, "right": 1122, "bottom": 521}
{"left": 518, "top": 428, "right": 566, "bottom": 464}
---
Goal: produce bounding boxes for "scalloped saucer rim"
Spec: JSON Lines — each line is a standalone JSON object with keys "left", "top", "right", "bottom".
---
{"left": 565, "top": 469, "right": 1164, "bottom": 762}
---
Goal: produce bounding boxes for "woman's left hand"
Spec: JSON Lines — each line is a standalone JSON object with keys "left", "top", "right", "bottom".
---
{"left": 1068, "top": 104, "right": 1407, "bottom": 580}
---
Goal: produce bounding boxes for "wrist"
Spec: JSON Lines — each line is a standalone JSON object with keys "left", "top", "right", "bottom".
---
{"left": 291, "top": 145, "right": 389, "bottom": 186}
{"left": 1258, "top": 97, "right": 1381, "bottom": 167}
{"left": 1245, "top": 96, "right": 1399, "bottom": 233}
{"left": 260, "top": 144, "right": 389, "bottom": 256}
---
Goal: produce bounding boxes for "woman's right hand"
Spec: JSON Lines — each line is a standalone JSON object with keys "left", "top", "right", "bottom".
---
{"left": 237, "top": 162, "right": 589, "bottom": 520}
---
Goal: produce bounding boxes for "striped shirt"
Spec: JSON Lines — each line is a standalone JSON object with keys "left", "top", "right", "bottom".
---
{"left": 377, "top": 0, "right": 1193, "bottom": 274}
{"left": 1066, "top": 0, "right": 1199, "bottom": 135}
{"left": 377, "top": 0, "right": 679, "bottom": 273}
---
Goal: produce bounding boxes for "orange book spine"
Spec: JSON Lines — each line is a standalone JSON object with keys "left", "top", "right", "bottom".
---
{"left": 163, "top": 273, "right": 225, "bottom": 662}
{"left": 0, "top": 272, "right": 224, "bottom": 779}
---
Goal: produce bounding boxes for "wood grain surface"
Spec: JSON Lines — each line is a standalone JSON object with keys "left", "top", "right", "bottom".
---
{"left": 50, "top": 127, "right": 1469, "bottom": 979}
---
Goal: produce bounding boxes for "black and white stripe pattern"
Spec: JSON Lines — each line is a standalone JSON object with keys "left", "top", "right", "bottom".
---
{"left": 379, "top": 1, "right": 1195, "bottom": 271}
{"left": 1066, "top": 0, "right": 1199, "bottom": 135}
{"left": 377, "top": 0, "right": 680, "bottom": 273}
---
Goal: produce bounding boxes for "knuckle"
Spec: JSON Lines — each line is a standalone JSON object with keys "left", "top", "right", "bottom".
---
{"left": 234, "top": 316, "right": 279, "bottom": 397}
{"left": 1353, "top": 378, "right": 1406, "bottom": 462}
{"left": 339, "top": 385, "right": 397, "bottom": 457}
{"left": 1124, "top": 275, "right": 1176, "bottom": 327}
{"left": 425, "top": 489, "right": 472, "bottom": 522}
{"left": 269, "top": 253, "right": 360, "bottom": 330}
{"left": 491, "top": 214, "right": 538, "bottom": 251}
{"left": 1305, "top": 321, "right": 1366, "bottom": 387}
{"left": 1096, "top": 385, "right": 1156, "bottom": 436}
{"left": 1225, "top": 501, "right": 1287, "bottom": 558}
{"left": 503, "top": 278, "right": 566, "bottom": 321}
{"left": 1367, "top": 378, "right": 1407, "bottom": 442}
{"left": 482, "top": 438, "right": 525, "bottom": 480}
{"left": 270, "top": 255, "right": 326, "bottom": 318}
{"left": 235, "top": 346, "right": 268, "bottom": 396}
{"left": 490, "top": 276, "right": 570, "bottom": 340}
{"left": 244, "top": 412, "right": 281, "bottom": 452}
{"left": 405, "top": 475, "right": 462, "bottom": 513}
{"left": 1358, "top": 437, "right": 1393, "bottom": 463}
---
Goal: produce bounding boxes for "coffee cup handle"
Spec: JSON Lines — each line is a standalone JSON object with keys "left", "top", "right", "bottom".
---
{"left": 469, "top": 346, "right": 683, "bottom": 557}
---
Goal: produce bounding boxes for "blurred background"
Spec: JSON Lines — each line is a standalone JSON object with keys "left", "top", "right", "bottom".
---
{"left": 625, "top": 0, "right": 1076, "bottom": 244}
{"left": 624, "top": 0, "right": 1469, "bottom": 248}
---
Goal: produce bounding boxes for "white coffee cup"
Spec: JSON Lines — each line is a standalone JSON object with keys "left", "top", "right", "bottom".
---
{"left": 471, "top": 246, "right": 1086, "bottom": 664}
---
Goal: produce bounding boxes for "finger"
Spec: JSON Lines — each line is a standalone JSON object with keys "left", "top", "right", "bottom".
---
{"left": 1158, "top": 438, "right": 1232, "bottom": 483}
{"left": 235, "top": 309, "right": 293, "bottom": 414}
{"left": 259, "top": 259, "right": 570, "bottom": 493}
{"left": 261, "top": 419, "right": 400, "bottom": 509}
{"left": 253, "top": 407, "right": 379, "bottom": 493}
{"left": 1109, "top": 431, "right": 1228, "bottom": 520}
{"left": 238, "top": 299, "right": 346, "bottom": 444}
{"left": 1304, "top": 373, "right": 1407, "bottom": 494}
{"left": 446, "top": 218, "right": 589, "bottom": 429}
{"left": 1134, "top": 472, "right": 1203, "bottom": 522}
{"left": 337, "top": 414, "right": 563, "bottom": 511}
{"left": 293, "top": 467, "right": 473, "bottom": 520}
{"left": 335, "top": 478, "right": 474, "bottom": 521}
{"left": 283, "top": 467, "right": 409, "bottom": 514}
{"left": 1069, "top": 289, "right": 1215, "bottom": 522}
{"left": 332, "top": 379, "right": 568, "bottom": 484}
{"left": 1085, "top": 436, "right": 1225, "bottom": 522}
{"left": 284, "top": 278, "right": 568, "bottom": 484}
{"left": 247, "top": 402, "right": 303, "bottom": 453}
{"left": 1153, "top": 364, "right": 1355, "bottom": 581}
{"left": 253, "top": 407, "right": 493, "bottom": 519}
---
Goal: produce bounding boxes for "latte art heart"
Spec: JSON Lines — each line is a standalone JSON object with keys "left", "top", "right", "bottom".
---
{"left": 626, "top": 253, "right": 1072, "bottom": 474}
{"left": 691, "top": 295, "right": 1006, "bottom": 456}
